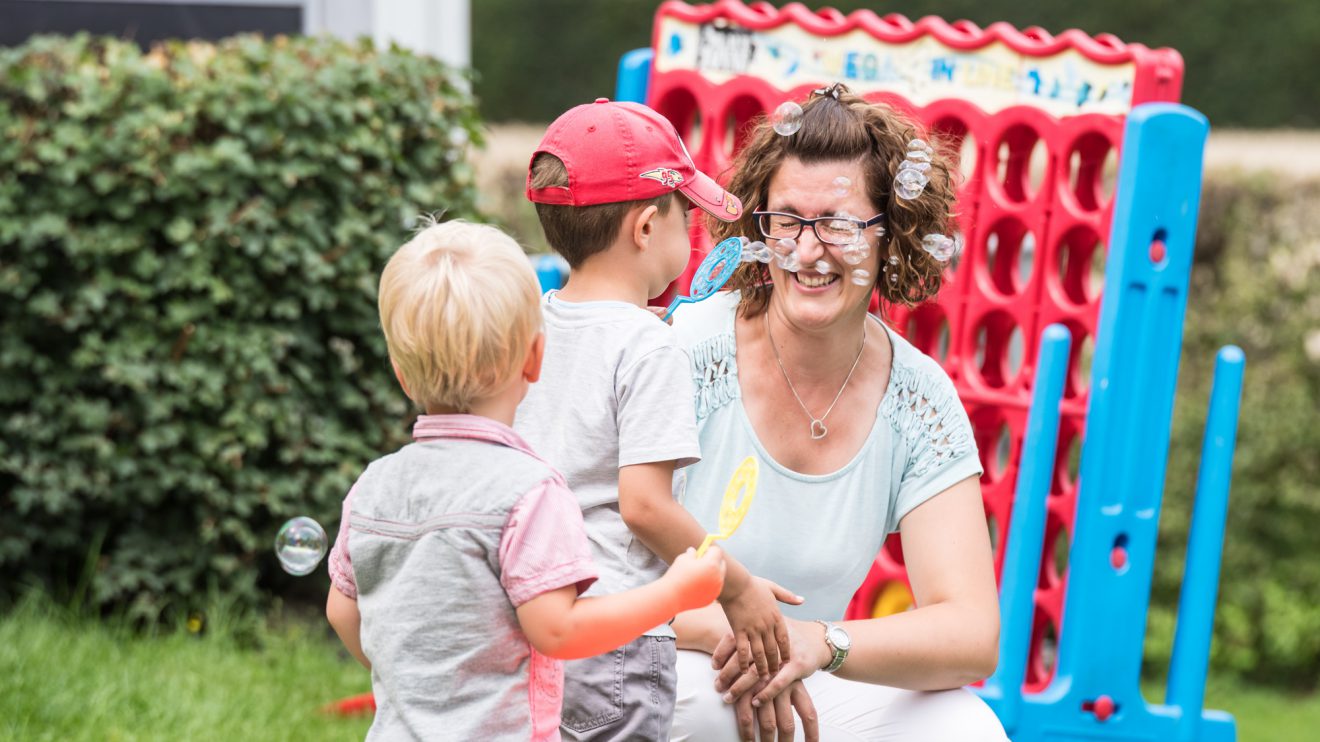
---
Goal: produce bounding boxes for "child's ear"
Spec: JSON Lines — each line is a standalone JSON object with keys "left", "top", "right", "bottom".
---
{"left": 630, "top": 204, "right": 660, "bottom": 251}
{"left": 522, "top": 332, "right": 545, "bottom": 383}
{"left": 391, "top": 360, "right": 413, "bottom": 398}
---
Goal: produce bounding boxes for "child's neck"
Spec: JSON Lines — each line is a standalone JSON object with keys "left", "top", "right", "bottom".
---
{"left": 426, "top": 391, "right": 520, "bottom": 427}
{"left": 554, "top": 247, "right": 653, "bottom": 307}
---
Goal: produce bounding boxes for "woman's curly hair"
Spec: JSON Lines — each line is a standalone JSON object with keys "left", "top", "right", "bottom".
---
{"left": 709, "top": 84, "right": 959, "bottom": 319}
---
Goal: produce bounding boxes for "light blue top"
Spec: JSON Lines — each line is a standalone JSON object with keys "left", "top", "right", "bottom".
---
{"left": 672, "top": 292, "right": 983, "bottom": 621}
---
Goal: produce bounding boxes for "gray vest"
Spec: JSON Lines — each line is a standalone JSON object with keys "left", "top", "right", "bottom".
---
{"left": 350, "top": 437, "right": 558, "bottom": 741}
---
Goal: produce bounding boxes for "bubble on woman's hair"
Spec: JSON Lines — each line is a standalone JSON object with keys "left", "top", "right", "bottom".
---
{"left": 888, "top": 255, "right": 900, "bottom": 267}
{"left": 888, "top": 272, "right": 899, "bottom": 286}
{"left": 831, "top": 176, "right": 851, "bottom": 197}
{"left": 850, "top": 269, "right": 873, "bottom": 286}
{"left": 921, "top": 233, "right": 958, "bottom": 263}
{"left": 772, "top": 238, "right": 797, "bottom": 257}
{"left": 275, "top": 517, "right": 328, "bottom": 576}
{"left": 771, "top": 101, "right": 803, "bottom": 136}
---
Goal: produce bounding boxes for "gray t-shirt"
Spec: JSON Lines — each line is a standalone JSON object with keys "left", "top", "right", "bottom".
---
{"left": 514, "top": 292, "right": 702, "bottom": 637}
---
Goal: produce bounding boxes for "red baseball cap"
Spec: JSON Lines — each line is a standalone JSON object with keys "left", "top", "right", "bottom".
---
{"left": 526, "top": 98, "right": 743, "bottom": 222}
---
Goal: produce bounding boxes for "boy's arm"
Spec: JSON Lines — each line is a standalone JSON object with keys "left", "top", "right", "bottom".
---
{"left": 326, "top": 585, "right": 370, "bottom": 669}
{"left": 619, "top": 461, "right": 802, "bottom": 676}
{"left": 516, "top": 547, "right": 725, "bottom": 660}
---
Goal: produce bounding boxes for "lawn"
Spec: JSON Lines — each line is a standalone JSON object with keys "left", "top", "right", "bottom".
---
{"left": 1, "top": 595, "right": 1314, "bottom": 741}
{"left": 0, "top": 596, "right": 373, "bottom": 742}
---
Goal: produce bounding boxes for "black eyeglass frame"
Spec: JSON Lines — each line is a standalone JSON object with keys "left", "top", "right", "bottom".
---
{"left": 752, "top": 210, "right": 887, "bottom": 246}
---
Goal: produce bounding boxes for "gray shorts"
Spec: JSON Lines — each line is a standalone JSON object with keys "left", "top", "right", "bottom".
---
{"left": 560, "top": 635, "right": 678, "bottom": 741}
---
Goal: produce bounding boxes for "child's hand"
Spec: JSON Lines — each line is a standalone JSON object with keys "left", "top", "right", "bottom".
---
{"left": 718, "top": 576, "right": 802, "bottom": 677}
{"left": 666, "top": 546, "right": 726, "bottom": 612}
{"left": 645, "top": 305, "right": 673, "bottom": 325}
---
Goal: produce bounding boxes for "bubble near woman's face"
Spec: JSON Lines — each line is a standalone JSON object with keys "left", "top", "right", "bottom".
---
{"left": 763, "top": 157, "right": 883, "bottom": 328}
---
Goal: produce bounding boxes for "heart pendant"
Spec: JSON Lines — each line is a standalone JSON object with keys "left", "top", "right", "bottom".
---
{"left": 810, "top": 419, "right": 828, "bottom": 440}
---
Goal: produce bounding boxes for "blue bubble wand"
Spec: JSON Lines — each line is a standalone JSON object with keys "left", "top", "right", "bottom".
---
{"left": 661, "top": 236, "right": 743, "bottom": 321}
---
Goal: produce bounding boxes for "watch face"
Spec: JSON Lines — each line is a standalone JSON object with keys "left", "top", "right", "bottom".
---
{"left": 828, "top": 626, "right": 851, "bottom": 651}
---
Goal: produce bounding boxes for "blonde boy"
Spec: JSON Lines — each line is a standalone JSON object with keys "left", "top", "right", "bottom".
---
{"left": 518, "top": 100, "right": 797, "bottom": 741}
{"left": 325, "top": 220, "right": 724, "bottom": 742}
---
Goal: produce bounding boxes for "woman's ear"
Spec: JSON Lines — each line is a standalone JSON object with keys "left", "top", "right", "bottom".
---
{"left": 630, "top": 204, "right": 660, "bottom": 252}
{"left": 522, "top": 332, "right": 546, "bottom": 383}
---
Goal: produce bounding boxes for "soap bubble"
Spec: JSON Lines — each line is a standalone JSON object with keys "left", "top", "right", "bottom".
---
{"left": 775, "top": 249, "right": 801, "bottom": 272}
{"left": 921, "top": 233, "right": 957, "bottom": 262}
{"left": 753, "top": 241, "right": 774, "bottom": 263}
{"left": 888, "top": 255, "right": 901, "bottom": 267}
{"left": 888, "top": 272, "right": 899, "bottom": 285}
{"left": 841, "top": 242, "right": 870, "bottom": 266}
{"left": 895, "top": 166, "right": 930, "bottom": 200}
{"left": 850, "top": 269, "right": 872, "bottom": 286}
{"left": 831, "top": 176, "right": 851, "bottom": 197}
{"left": 772, "top": 238, "right": 797, "bottom": 256}
{"left": 771, "top": 101, "right": 803, "bottom": 136}
{"left": 813, "top": 260, "right": 832, "bottom": 274}
{"left": 275, "top": 516, "right": 327, "bottom": 576}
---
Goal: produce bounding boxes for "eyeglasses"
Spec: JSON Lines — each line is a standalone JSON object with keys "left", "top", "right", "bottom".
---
{"left": 753, "top": 211, "right": 886, "bottom": 246}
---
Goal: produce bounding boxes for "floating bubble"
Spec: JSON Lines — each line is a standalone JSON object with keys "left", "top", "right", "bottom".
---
{"left": 895, "top": 168, "right": 928, "bottom": 200}
{"left": 831, "top": 176, "right": 851, "bottom": 197}
{"left": 275, "top": 516, "right": 327, "bottom": 576}
{"left": 888, "top": 255, "right": 901, "bottom": 267}
{"left": 841, "top": 242, "right": 870, "bottom": 266}
{"left": 771, "top": 101, "right": 803, "bottom": 136}
{"left": 753, "top": 242, "right": 774, "bottom": 263}
{"left": 921, "top": 233, "right": 958, "bottom": 262}
{"left": 850, "top": 269, "right": 872, "bottom": 286}
{"left": 888, "top": 272, "right": 899, "bottom": 285}
{"left": 775, "top": 249, "right": 801, "bottom": 272}
{"left": 772, "top": 238, "right": 797, "bottom": 257}
{"left": 813, "top": 260, "right": 832, "bottom": 274}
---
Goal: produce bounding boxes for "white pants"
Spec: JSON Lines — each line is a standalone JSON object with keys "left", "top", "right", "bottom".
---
{"left": 671, "top": 649, "right": 1008, "bottom": 742}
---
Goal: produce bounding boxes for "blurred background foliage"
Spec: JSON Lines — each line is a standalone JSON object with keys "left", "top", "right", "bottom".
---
{"left": 0, "top": 34, "right": 478, "bottom": 624}
{"left": 473, "top": 0, "right": 1320, "bottom": 128}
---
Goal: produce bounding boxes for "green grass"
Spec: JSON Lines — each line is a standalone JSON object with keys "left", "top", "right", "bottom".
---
{"left": 3, "top": 594, "right": 1318, "bottom": 741}
{"left": 0, "top": 595, "right": 373, "bottom": 741}
{"left": 1141, "top": 675, "right": 1320, "bottom": 742}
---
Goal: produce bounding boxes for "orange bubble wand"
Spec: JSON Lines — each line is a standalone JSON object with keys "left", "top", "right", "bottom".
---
{"left": 696, "top": 457, "right": 758, "bottom": 557}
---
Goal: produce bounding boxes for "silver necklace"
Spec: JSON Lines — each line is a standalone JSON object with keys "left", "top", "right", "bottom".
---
{"left": 764, "top": 312, "right": 865, "bottom": 441}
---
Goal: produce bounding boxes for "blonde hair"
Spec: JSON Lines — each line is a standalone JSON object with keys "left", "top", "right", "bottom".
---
{"left": 378, "top": 219, "right": 541, "bottom": 412}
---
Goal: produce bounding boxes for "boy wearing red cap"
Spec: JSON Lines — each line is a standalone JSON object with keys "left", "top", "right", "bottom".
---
{"left": 517, "top": 99, "right": 798, "bottom": 740}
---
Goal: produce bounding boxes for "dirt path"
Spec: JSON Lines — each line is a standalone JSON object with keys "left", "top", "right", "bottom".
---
{"left": 476, "top": 125, "right": 1320, "bottom": 181}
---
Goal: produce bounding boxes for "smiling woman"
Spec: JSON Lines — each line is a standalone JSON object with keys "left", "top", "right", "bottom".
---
{"left": 669, "top": 85, "right": 1006, "bottom": 741}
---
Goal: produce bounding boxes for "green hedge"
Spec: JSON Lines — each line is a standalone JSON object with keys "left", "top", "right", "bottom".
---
{"left": 0, "top": 34, "right": 482, "bottom": 621}
{"left": 1146, "top": 175, "right": 1320, "bottom": 688}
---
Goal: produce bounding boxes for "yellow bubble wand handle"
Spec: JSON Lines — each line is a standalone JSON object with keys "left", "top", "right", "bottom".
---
{"left": 695, "top": 457, "right": 758, "bottom": 557}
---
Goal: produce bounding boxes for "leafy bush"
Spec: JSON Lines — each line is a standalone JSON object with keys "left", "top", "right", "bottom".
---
{"left": 1147, "top": 174, "right": 1320, "bottom": 687}
{"left": 0, "top": 34, "right": 482, "bottom": 621}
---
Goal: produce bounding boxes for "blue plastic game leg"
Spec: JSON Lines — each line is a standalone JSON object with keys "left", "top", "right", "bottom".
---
{"left": 616, "top": 48, "right": 653, "bottom": 104}
{"left": 1167, "top": 346, "right": 1245, "bottom": 742}
{"left": 978, "top": 324, "right": 1071, "bottom": 735}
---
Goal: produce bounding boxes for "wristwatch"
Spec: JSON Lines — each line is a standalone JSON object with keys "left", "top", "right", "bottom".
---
{"left": 814, "top": 620, "right": 851, "bottom": 673}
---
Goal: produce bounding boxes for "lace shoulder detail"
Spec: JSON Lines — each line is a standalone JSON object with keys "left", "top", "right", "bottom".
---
{"left": 674, "top": 292, "right": 741, "bottom": 421}
{"left": 880, "top": 361, "right": 973, "bottom": 479}
{"left": 689, "top": 331, "right": 738, "bottom": 420}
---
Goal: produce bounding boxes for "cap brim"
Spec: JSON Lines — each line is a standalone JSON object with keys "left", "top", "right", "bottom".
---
{"left": 678, "top": 170, "right": 744, "bottom": 222}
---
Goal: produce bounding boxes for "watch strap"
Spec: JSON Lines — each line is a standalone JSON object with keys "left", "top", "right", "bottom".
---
{"left": 814, "top": 619, "right": 848, "bottom": 673}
